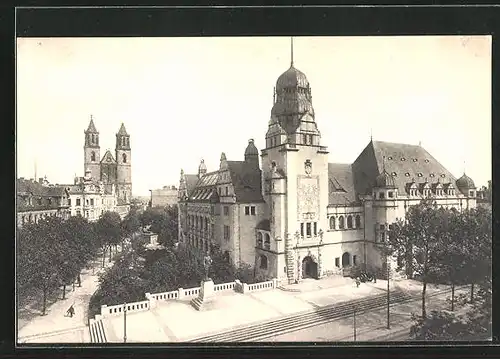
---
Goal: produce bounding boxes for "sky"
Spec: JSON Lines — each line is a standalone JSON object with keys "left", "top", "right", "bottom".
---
{"left": 16, "top": 36, "right": 491, "bottom": 196}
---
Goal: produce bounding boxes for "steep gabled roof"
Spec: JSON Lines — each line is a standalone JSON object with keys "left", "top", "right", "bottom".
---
{"left": 185, "top": 174, "right": 200, "bottom": 196}
{"left": 226, "top": 161, "right": 264, "bottom": 203}
{"left": 100, "top": 150, "right": 116, "bottom": 164}
{"left": 328, "top": 163, "right": 357, "bottom": 205}
{"left": 352, "top": 140, "right": 458, "bottom": 196}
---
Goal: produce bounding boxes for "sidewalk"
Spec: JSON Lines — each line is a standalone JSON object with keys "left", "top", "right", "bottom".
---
{"left": 17, "top": 252, "right": 116, "bottom": 343}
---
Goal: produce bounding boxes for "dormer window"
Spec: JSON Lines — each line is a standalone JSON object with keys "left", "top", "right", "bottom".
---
{"left": 413, "top": 158, "right": 418, "bottom": 162}
{"left": 405, "top": 173, "right": 410, "bottom": 177}
{"left": 425, "top": 159, "right": 430, "bottom": 163}
{"left": 401, "top": 157, "right": 406, "bottom": 161}
{"left": 388, "top": 156, "right": 393, "bottom": 160}
{"left": 430, "top": 173, "right": 435, "bottom": 177}
{"left": 441, "top": 174, "right": 446, "bottom": 178}
{"left": 417, "top": 173, "right": 423, "bottom": 177}
{"left": 391, "top": 172, "right": 397, "bottom": 176}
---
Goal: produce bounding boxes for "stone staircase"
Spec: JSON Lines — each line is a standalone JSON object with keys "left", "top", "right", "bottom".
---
{"left": 189, "top": 290, "right": 413, "bottom": 342}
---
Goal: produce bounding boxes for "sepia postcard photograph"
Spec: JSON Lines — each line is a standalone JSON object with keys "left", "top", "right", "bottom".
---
{"left": 15, "top": 30, "right": 492, "bottom": 345}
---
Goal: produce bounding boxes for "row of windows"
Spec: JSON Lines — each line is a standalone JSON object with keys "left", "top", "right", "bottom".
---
{"left": 244, "top": 206, "right": 256, "bottom": 216}
{"left": 223, "top": 225, "right": 230, "bottom": 242}
{"left": 20, "top": 211, "right": 61, "bottom": 225}
{"left": 334, "top": 254, "right": 358, "bottom": 267}
{"left": 70, "top": 198, "right": 104, "bottom": 207}
{"left": 88, "top": 133, "right": 99, "bottom": 145}
{"left": 300, "top": 222, "right": 318, "bottom": 237}
{"left": 386, "top": 156, "right": 430, "bottom": 163}
{"left": 188, "top": 214, "right": 211, "bottom": 232}
{"left": 256, "top": 232, "right": 271, "bottom": 249}
{"left": 329, "top": 215, "right": 362, "bottom": 230}
{"left": 302, "top": 134, "right": 314, "bottom": 145}
{"left": 120, "top": 137, "right": 130, "bottom": 148}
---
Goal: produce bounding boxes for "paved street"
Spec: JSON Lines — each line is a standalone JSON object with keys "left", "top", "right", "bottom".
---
{"left": 264, "top": 286, "right": 468, "bottom": 342}
{"left": 17, "top": 252, "right": 117, "bottom": 344}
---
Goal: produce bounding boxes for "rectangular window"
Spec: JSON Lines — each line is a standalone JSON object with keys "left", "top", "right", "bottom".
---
{"left": 68, "top": 198, "right": 71, "bottom": 206}
{"left": 380, "top": 232, "right": 385, "bottom": 242}
{"left": 353, "top": 255, "right": 357, "bottom": 265}
{"left": 306, "top": 223, "right": 312, "bottom": 237}
{"left": 303, "top": 134, "right": 307, "bottom": 144}
{"left": 76, "top": 198, "right": 81, "bottom": 206}
{"left": 469, "top": 191, "right": 474, "bottom": 197}
{"left": 388, "top": 191, "right": 394, "bottom": 198}
{"left": 224, "top": 206, "right": 229, "bottom": 216}
{"left": 250, "top": 206, "right": 256, "bottom": 215}
{"left": 76, "top": 210, "right": 81, "bottom": 216}
{"left": 309, "top": 135, "right": 313, "bottom": 145}
{"left": 380, "top": 224, "right": 385, "bottom": 231}
{"left": 225, "top": 187, "right": 228, "bottom": 196}
{"left": 245, "top": 206, "right": 250, "bottom": 215}
{"left": 335, "top": 257, "right": 340, "bottom": 267}
{"left": 389, "top": 224, "right": 394, "bottom": 230}
{"left": 224, "top": 225, "right": 230, "bottom": 242}
{"left": 379, "top": 192, "right": 385, "bottom": 199}
{"left": 90, "top": 198, "right": 94, "bottom": 205}
{"left": 313, "top": 222, "right": 317, "bottom": 236}
{"left": 300, "top": 223, "right": 304, "bottom": 237}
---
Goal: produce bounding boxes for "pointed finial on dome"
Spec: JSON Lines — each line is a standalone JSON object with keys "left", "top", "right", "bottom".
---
{"left": 370, "top": 128, "right": 373, "bottom": 141}
{"left": 290, "top": 37, "right": 294, "bottom": 67}
{"left": 220, "top": 152, "right": 227, "bottom": 162}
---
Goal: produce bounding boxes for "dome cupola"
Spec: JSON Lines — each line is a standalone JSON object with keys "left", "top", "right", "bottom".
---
{"left": 456, "top": 173, "right": 475, "bottom": 189}
{"left": 244, "top": 139, "right": 259, "bottom": 157}
{"left": 244, "top": 139, "right": 259, "bottom": 168}
{"left": 375, "top": 170, "right": 397, "bottom": 188}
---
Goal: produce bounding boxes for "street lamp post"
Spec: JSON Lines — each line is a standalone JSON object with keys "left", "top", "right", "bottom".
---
{"left": 123, "top": 302, "right": 127, "bottom": 343}
{"left": 353, "top": 305, "right": 357, "bottom": 341}
{"left": 387, "top": 257, "right": 390, "bottom": 330}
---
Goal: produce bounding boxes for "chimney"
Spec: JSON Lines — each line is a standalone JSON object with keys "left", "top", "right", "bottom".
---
{"left": 39, "top": 177, "right": 43, "bottom": 184}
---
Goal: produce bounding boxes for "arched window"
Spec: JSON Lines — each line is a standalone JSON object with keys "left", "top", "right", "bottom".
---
{"left": 338, "top": 216, "right": 345, "bottom": 229}
{"left": 91, "top": 151, "right": 96, "bottom": 162}
{"left": 355, "top": 215, "right": 361, "bottom": 228}
{"left": 257, "top": 232, "right": 263, "bottom": 247}
{"left": 329, "top": 216, "right": 335, "bottom": 230}
{"left": 260, "top": 255, "right": 268, "bottom": 269}
{"left": 264, "top": 233, "right": 271, "bottom": 249}
{"left": 122, "top": 153, "right": 127, "bottom": 163}
{"left": 347, "top": 215, "right": 353, "bottom": 229}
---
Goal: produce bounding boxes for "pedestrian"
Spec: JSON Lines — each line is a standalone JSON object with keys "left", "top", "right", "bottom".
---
{"left": 66, "top": 304, "right": 75, "bottom": 318}
{"left": 355, "top": 277, "right": 360, "bottom": 288}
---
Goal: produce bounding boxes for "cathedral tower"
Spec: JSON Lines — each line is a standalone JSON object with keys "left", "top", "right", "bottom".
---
{"left": 83, "top": 116, "right": 101, "bottom": 180}
{"left": 115, "top": 123, "right": 132, "bottom": 204}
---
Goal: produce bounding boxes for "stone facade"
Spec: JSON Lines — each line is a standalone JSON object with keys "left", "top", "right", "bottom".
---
{"left": 150, "top": 186, "right": 178, "bottom": 208}
{"left": 17, "top": 177, "right": 71, "bottom": 227}
{"left": 178, "top": 49, "right": 478, "bottom": 284}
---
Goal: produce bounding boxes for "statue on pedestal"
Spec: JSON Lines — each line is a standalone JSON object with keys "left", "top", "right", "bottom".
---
{"left": 203, "top": 251, "right": 212, "bottom": 281}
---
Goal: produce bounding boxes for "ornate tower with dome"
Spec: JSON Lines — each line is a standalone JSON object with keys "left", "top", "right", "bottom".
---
{"left": 178, "top": 38, "right": 478, "bottom": 285}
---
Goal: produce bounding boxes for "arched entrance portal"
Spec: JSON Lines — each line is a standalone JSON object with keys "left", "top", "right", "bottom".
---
{"left": 302, "top": 256, "right": 318, "bottom": 279}
{"left": 342, "top": 252, "right": 350, "bottom": 267}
